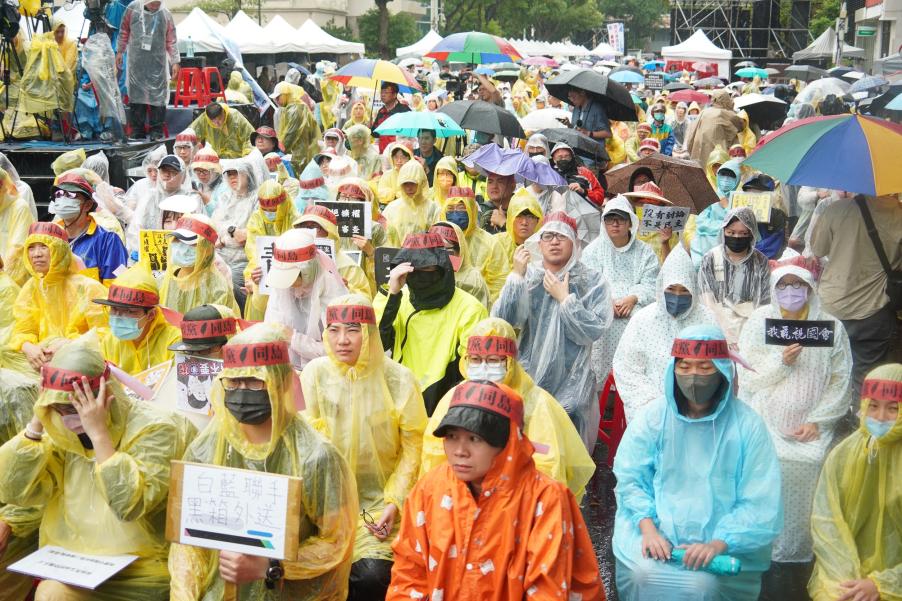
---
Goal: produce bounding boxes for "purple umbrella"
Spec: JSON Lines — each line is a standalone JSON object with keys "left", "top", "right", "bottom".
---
{"left": 460, "top": 143, "right": 566, "bottom": 186}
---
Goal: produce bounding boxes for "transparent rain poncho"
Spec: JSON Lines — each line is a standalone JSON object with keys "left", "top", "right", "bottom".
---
{"left": 123, "top": 145, "right": 167, "bottom": 214}
{"left": 82, "top": 33, "right": 126, "bottom": 129}
{"left": 808, "top": 364, "right": 902, "bottom": 601}
{"left": 126, "top": 156, "right": 200, "bottom": 254}
{"left": 0, "top": 168, "right": 35, "bottom": 286}
{"left": 0, "top": 332, "right": 196, "bottom": 601}
{"left": 492, "top": 215, "right": 612, "bottom": 449}
{"left": 382, "top": 160, "right": 440, "bottom": 246}
{"left": 613, "top": 324, "right": 783, "bottom": 601}
{"left": 581, "top": 195, "right": 659, "bottom": 383}
{"left": 613, "top": 245, "right": 716, "bottom": 421}
{"left": 301, "top": 294, "right": 427, "bottom": 562}
{"left": 119, "top": 0, "right": 177, "bottom": 106}
{"left": 0, "top": 152, "right": 37, "bottom": 219}
{"left": 169, "top": 323, "right": 358, "bottom": 601}
{"left": 211, "top": 154, "right": 264, "bottom": 267}
{"left": 738, "top": 264, "right": 853, "bottom": 562}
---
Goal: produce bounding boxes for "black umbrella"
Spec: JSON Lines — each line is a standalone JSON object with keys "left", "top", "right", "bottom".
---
{"left": 859, "top": 82, "right": 902, "bottom": 115}
{"left": 826, "top": 66, "right": 852, "bottom": 77}
{"left": 438, "top": 100, "right": 525, "bottom": 138}
{"left": 545, "top": 69, "right": 637, "bottom": 122}
{"left": 693, "top": 76, "right": 726, "bottom": 89}
{"left": 536, "top": 127, "right": 610, "bottom": 163}
{"left": 664, "top": 82, "right": 692, "bottom": 91}
{"left": 784, "top": 64, "right": 828, "bottom": 82}
{"left": 733, "top": 93, "right": 789, "bottom": 129}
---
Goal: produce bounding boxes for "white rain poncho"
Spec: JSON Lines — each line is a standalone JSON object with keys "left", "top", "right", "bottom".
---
{"left": 210, "top": 153, "right": 265, "bottom": 267}
{"left": 581, "top": 195, "right": 659, "bottom": 384}
{"left": 737, "top": 263, "right": 852, "bottom": 563}
{"left": 697, "top": 206, "right": 771, "bottom": 348}
{"left": 613, "top": 245, "right": 716, "bottom": 421}
{"left": 123, "top": 145, "right": 166, "bottom": 213}
{"left": 492, "top": 212, "right": 613, "bottom": 449}
{"left": 0, "top": 152, "right": 36, "bottom": 219}
{"left": 613, "top": 324, "right": 783, "bottom": 601}
{"left": 125, "top": 156, "right": 200, "bottom": 253}
{"left": 119, "top": 0, "right": 178, "bottom": 106}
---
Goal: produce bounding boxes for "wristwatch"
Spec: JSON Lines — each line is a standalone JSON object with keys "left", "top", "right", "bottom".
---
{"left": 227, "top": 225, "right": 237, "bottom": 237}
{"left": 264, "top": 560, "right": 283, "bottom": 590}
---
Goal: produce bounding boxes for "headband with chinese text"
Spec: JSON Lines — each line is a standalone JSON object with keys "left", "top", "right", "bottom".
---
{"left": 450, "top": 381, "right": 524, "bottom": 428}
{"left": 326, "top": 305, "right": 376, "bottom": 325}
{"left": 223, "top": 341, "right": 290, "bottom": 368}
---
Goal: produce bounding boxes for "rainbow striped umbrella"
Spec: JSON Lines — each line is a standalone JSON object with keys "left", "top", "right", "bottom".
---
{"left": 328, "top": 59, "right": 421, "bottom": 92}
{"left": 745, "top": 114, "right": 902, "bottom": 196}
{"left": 425, "top": 31, "right": 522, "bottom": 64}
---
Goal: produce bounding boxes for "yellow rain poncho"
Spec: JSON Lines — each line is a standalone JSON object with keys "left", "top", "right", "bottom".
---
{"left": 295, "top": 205, "right": 372, "bottom": 298}
{"left": 189, "top": 104, "right": 254, "bottom": 159}
{"left": 225, "top": 70, "right": 252, "bottom": 104}
{"left": 169, "top": 322, "right": 357, "bottom": 601}
{"left": 342, "top": 100, "right": 371, "bottom": 132}
{"left": 808, "top": 364, "right": 902, "bottom": 601}
{"left": 301, "top": 295, "right": 427, "bottom": 562}
{"left": 419, "top": 318, "right": 596, "bottom": 501}
{"left": 430, "top": 221, "right": 490, "bottom": 307}
{"left": 0, "top": 167, "right": 34, "bottom": 286}
{"left": 335, "top": 178, "right": 388, "bottom": 294}
{"left": 159, "top": 214, "right": 240, "bottom": 315}
{"left": 320, "top": 78, "right": 341, "bottom": 131}
{"left": 98, "top": 265, "right": 181, "bottom": 374}
{"left": 437, "top": 188, "right": 510, "bottom": 302}
{"left": 275, "top": 82, "right": 320, "bottom": 173}
{"left": 382, "top": 160, "right": 441, "bottom": 245}
{"left": 376, "top": 143, "right": 414, "bottom": 206}
{"left": 51, "top": 148, "right": 86, "bottom": 176}
{"left": 51, "top": 16, "right": 77, "bottom": 72}
{"left": 493, "top": 187, "right": 543, "bottom": 264}
{"left": 17, "top": 32, "right": 75, "bottom": 114}
{"left": 243, "top": 180, "right": 300, "bottom": 320}
{"left": 0, "top": 267, "right": 30, "bottom": 373}
{"left": 738, "top": 110, "right": 757, "bottom": 156}
{"left": 429, "top": 156, "right": 459, "bottom": 206}
{"left": 0, "top": 332, "right": 195, "bottom": 601}
{"left": 10, "top": 223, "right": 109, "bottom": 353}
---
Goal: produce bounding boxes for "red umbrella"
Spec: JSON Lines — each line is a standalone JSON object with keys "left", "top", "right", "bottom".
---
{"left": 668, "top": 89, "right": 711, "bottom": 104}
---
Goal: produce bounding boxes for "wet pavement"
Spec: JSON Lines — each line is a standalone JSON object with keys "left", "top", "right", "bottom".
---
{"left": 583, "top": 443, "right": 619, "bottom": 601}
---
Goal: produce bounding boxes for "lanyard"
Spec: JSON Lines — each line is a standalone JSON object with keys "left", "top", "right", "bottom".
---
{"left": 140, "top": 9, "right": 160, "bottom": 38}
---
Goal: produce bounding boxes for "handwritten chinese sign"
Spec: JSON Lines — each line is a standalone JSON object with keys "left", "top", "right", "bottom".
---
{"left": 315, "top": 200, "right": 373, "bottom": 238}
{"left": 731, "top": 192, "right": 773, "bottom": 224}
{"left": 139, "top": 229, "right": 170, "bottom": 274}
{"left": 8, "top": 546, "right": 137, "bottom": 590}
{"left": 175, "top": 355, "right": 222, "bottom": 416}
{"left": 638, "top": 204, "right": 690, "bottom": 235}
{"left": 764, "top": 319, "right": 835, "bottom": 347}
{"left": 254, "top": 235, "right": 277, "bottom": 296}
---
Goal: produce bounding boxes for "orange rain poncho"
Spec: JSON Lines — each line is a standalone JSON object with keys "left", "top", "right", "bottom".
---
{"left": 388, "top": 381, "right": 603, "bottom": 601}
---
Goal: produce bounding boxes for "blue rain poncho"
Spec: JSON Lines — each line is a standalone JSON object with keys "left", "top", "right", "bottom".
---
{"left": 613, "top": 324, "right": 783, "bottom": 601}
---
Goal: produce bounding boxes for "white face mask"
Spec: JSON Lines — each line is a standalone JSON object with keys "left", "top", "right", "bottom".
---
{"left": 49, "top": 197, "right": 83, "bottom": 220}
{"left": 467, "top": 361, "right": 507, "bottom": 383}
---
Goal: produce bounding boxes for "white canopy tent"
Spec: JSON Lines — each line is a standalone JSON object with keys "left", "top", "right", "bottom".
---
{"left": 396, "top": 29, "right": 443, "bottom": 57}
{"left": 296, "top": 19, "right": 365, "bottom": 55}
{"left": 263, "top": 15, "right": 309, "bottom": 53}
{"left": 175, "top": 7, "right": 226, "bottom": 53}
{"left": 224, "top": 10, "right": 271, "bottom": 54}
{"left": 792, "top": 27, "right": 865, "bottom": 61}
{"left": 662, "top": 30, "right": 732, "bottom": 77}
{"left": 590, "top": 41, "right": 623, "bottom": 57}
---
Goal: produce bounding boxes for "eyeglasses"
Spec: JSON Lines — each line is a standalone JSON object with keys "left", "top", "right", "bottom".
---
{"left": 775, "top": 281, "right": 805, "bottom": 290}
{"left": 468, "top": 357, "right": 506, "bottom": 367}
{"left": 361, "top": 509, "right": 388, "bottom": 536}
{"left": 221, "top": 378, "right": 266, "bottom": 391}
{"left": 540, "top": 232, "right": 567, "bottom": 242}
{"left": 604, "top": 216, "right": 627, "bottom": 226}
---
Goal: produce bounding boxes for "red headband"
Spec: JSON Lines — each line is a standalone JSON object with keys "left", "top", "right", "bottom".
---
{"left": 299, "top": 177, "right": 325, "bottom": 190}
{"left": 29, "top": 222, "right": 68, "bottom": 242}
{"left": 41, "top": 364, "right": 111, "bottom": 393}
{"left": 671, "top": 338, "right": 731, "bottom": 360}
{"left": 326, "top": 304, "right": 376, "bottom": 325}
{"left": 193, "top": 153, "right": 219, "bottom": 165}
{"left": 337, "top": 183, "right": 367, "bottom": 200}
{"left": 304, "top": 204, "right": 338, "bottom": 225}
{"left": 273, "top": 244, "right": 316, "bottom": 263}
{"left": 448, "top": 186, "right": 474, "bottom": 198}
{"left": 402, "top": 232, "right": 444, "bottom": 250}
{"left": 107, "top": 285, "right": 159, "bottom": 307}
{"left": 543, "top": 211, "right": 577, "bottom": 234}
{"left": 430, "top": 224, "right": 458, "bottom": 244}
{"left": 467, "top": 335, "right": 517, "bottom": 358}
{"left": 862, "top": 379, "right": 902, "bottom": 402}
{"left": 450, "top": 381, "right": 524, "bottom": 428}
{"left": 223, "top": 341, "right": 290, "bottom": 368}
{"left": 175, "top": 217, "right": 218, "bottom": 245}
{"left": 181, "top": 318, "right": 237, "bottom": 340}
{"left": 258, "top": 192, "right": 287, "bottom": 210}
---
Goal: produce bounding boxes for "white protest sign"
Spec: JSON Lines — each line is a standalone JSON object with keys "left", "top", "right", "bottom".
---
{"left": 175, "top": 355, "right": 222, "bottom": 416}
{"left": 638, "top": 204, "right": 691, "bottom": 234}
{"left": 315, "top": 237, "right": 335, "bottom": 260}
{"left": 254, "top": 235, "right": 277, "bottom": 296}
{"left": 8, "top": 546, "right": 137, "bottom": 590}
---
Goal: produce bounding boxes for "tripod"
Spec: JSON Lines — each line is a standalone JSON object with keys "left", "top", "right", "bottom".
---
{"left": 0, "top": 33, "right": 27, "bottom": 140}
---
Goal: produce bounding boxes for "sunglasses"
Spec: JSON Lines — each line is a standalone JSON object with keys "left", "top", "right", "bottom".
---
{"left": 54, "top": 189, "right": 81, "bottom": 200}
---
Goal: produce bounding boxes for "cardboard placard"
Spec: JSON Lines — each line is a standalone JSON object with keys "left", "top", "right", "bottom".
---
{"left": 765, "top": 319, "right": 835, "bottom": 347}
{"left": 139, "top": 229, "right": 170, "bottom": 274}
{"left": 638, "top": 204, "right": 690, "bottom": 234}
{"left": 731, "top": 192, "right": 773, "bottom": 224}
{"left": 8, "top": 546, "right": 137, "bottom": 590}
{"left": 314, "top": 200, "right": 373, "bottom": 238}
{"left": 374, "top": 247, "right": 400, "bottom": 288}
{"left": 315, "top": 237, "right": 335, "bottom": 260}
{"left": 645, "top": 72, "right": 665, "bottom": 90}
{"left": 254, "top": 235, "right": 277, "bottom": 296}
{"left": 124, "top": 361, "right": 172, "bottom": 402}
{"left": 166, "top": 462, "right": 302, "bottom": 561}
{"left": 175, "top": 355, "right": 222, "bottom": 416}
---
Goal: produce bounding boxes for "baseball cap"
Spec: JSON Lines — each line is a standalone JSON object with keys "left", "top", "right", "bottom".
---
{"left": 168, "top": 304, "right": 238, "bottom": 352}
{"left": 159, "top": 155, "right": 184, "bottom": 173}
{"left": 265, "top": 228, "right": 317, "bottom": 289}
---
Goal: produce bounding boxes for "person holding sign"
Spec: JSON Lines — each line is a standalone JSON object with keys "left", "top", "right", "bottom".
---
{"left": 169, "top": 323, "right": 357, "bottom": 601}
{"left": 159, "top": 214, "right": 240, "bottom": 316}
{"left": 293, "top": 205, "right": 371, "bottom": 298}
{"left": 301, "top": 295, "right": 427, "bottom": 601}
{"left": 735, "top": 259, "right": 852, "bottom": 600}
{"left": 93, "top": 265, "right": 181, "bottom": 375}
{"left": 389, "top": 380, "right": 602, "bottom": 601}
{"left": 808, "top": 364, "right": 902, "bottom": 601}
{"left": 613, "top": 324, "right": 783, "bottom": 601}
{"left": 0, "top": 332, "right": 196, "bottom": 600}
{"left": 623, "top": 182, "right": 681, "bottom": 264}
{"left": 334, "top": 178, "right": 389, "bottom": 295}
{"left": 11, "top": 223, "right": 109, "bottom": 373}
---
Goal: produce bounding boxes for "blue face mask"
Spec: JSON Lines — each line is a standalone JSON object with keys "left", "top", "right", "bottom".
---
{"left": 171, "top": 242, "right": 197, "bottom": 267}
{"left": 110, "top": 315, "right": 143, "bottom": 341}
{"left": 445, "top": 210, "right": 469, "bottom": 231}
{"left": 263, "top": 210, "right": 278, "bottom": 221}
{"left": 653, "top": 112, "right": 665, "bottom": 122}
{"left": 717, "top": 174, "right": 737, "bottom": 195}
{"left": 865, "top": 417, "right": 895, "bottom": 439}
{"left": 664, "top": 291, "right": 692, "bottom": 317}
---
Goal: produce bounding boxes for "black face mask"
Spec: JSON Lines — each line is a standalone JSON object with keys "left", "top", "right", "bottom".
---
{"left": 555, "top": 159, "right": 574, "bottom": 173}
{"left": 723, "top": 235, "right": 752, "bottom": 253}
{"left": 405, "top": 266, "right": 454, "bottom": 310}
{"left": 224, "top": 389, "right": 273, "bottom": 425}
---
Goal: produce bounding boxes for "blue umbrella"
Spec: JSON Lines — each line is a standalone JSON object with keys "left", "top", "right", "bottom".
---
{"left": 735, "top": 67, "right": 769, "bottom": 79}
{"left": 849, "top": 75, "right": 889, "bottom": 94}
{"left": 887, "top": 92, "right": 902, "bottom": 111}
{"left": 642, "top": 60, "right": 665, "bottom": 71}
{"left": 461, "top": 143, "right": 566, "bottom": 186}
{"left": 610, "top": 70, "right": 645, "bottom": 85}
{"left": 374, "top": 111, "right": 466, "bottom": 138}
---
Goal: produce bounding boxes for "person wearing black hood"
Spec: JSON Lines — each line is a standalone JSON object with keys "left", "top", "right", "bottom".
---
{"left": 374, "top": 232, "right": 488, "bottom": 415}
{"left": 550, "top": 143, "right": 605, "bottom": 206}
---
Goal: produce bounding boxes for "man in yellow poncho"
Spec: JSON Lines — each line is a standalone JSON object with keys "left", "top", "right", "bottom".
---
{"left": 51, "top": 16, "right": 77, "bottom": 73}
{"left": 11, "top": 222, "right": 109, "bottom": 373}
{"left": 301, "top": 295, "right": 427, "bottom": 600}
{"left": 382, "top": 160, "right": 440, "bottom": 246}
{"left": 189, "top": 102, "right": 254, "bottom": 159}
{"left": 294, "top": 204, "right": 371, "bottom": 298}
{"left": 420, "top": 317, "right": 596, "bottom": 500}
{"left": 808, "top": 364, "right": 902, "bottom": 601}
{"left": 0, "top": 331, "right": 195, "bottom": 601}
{"left": 0, "top": 166, "right": 34, "bottom": 286}
{"left": 271, "top": 81, "right": 320, "bottom": 175}
{"left": 436, "top": 186, "right": 510, "bottom": 302}
{"left": 95, "top": 264, "right": 181, "bottom": 375}
{"left": 169, "top": 322, "right": 357, "bottom": 601}
{"left": 493, "top": 187, "right": 543, "bottom": 265}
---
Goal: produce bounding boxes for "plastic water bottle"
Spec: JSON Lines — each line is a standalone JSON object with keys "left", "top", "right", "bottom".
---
{"left": 187, "top": 35, "right": 195, "bottom": 58}
{"left": 669, "top": 549, "right": 742, "bottom": 576}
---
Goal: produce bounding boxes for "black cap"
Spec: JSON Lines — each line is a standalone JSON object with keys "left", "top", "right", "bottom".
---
{"left": 604, "top": 208, "right": 631, "bottom": 221}
{"left": 741, "top": 174, "right": 776, "bottom": 192}
{"left": 433, "top": 405, "right": 511, "bottom": 448}
{"left": 168, "top": 304, "right": 233, "bottom": 352}
{"left": 159, "top": 155, "right": 183, "bottom": 173}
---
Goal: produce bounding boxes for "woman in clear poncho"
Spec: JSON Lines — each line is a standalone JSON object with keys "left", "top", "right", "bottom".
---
{"left": 0, "top": 152, "right": 37, "bottom": 219}
{"left": 808, "top": 364, "right": 902, "bottom": 601}
{"left": 124, "top": 144, "right": 167, "bottom": 213}
{"left": 169, "top": 322, "right": 357, "bottom": 601}
{"left": 301, "top": 295, "right": 427, "bottom": 600}
{"left": 126, "top": 155, "right": 200, "bottom": 254}
{"left": 582, "top": 195, "right": 659, "bottom": 384}
{"left": 243, "top": 180, "right": 299, "bottom": 321}
{"left": 382, "top": 160, "right": 440, "bottom": 246}
{"left": 0, "top": 332, "right": 195, "bottom": 601}
{"left": 429, "top": 221, "right": 490, "bottom": 307}
{"left": 375, "top": 143, "right": 414, "bottom": 207}
{"left": 613, "top": 246, "right": 715, "bottom": 421}
{"left": 159, "top": 214, "right": 240, "bottom": 316}
{"left": 737, "top": 261, "right": 852, "bottom": 598}
{"left": 0, "top": 167, "right": 35, "bottom": 286}
{"left": 698, "top": 206, "right": 771, "bottom": 348}
{"left": 293, "top": 204, "right": 371, "bottom": 298}
{"left": 419, "top": 317, "right": 596, "bottom": 501}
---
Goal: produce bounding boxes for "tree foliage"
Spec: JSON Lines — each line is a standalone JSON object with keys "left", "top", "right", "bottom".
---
{"left": 357, "top": 8, "right": 420, "bottom": 58}
{"left": 809, "top": 0, "right": 840, "bottom": 38}
{"left": 439, "top": 0, "right": 603, "bottom": 43}
{"left": 597, "top": 0, "right": 669, "bottom": 50}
